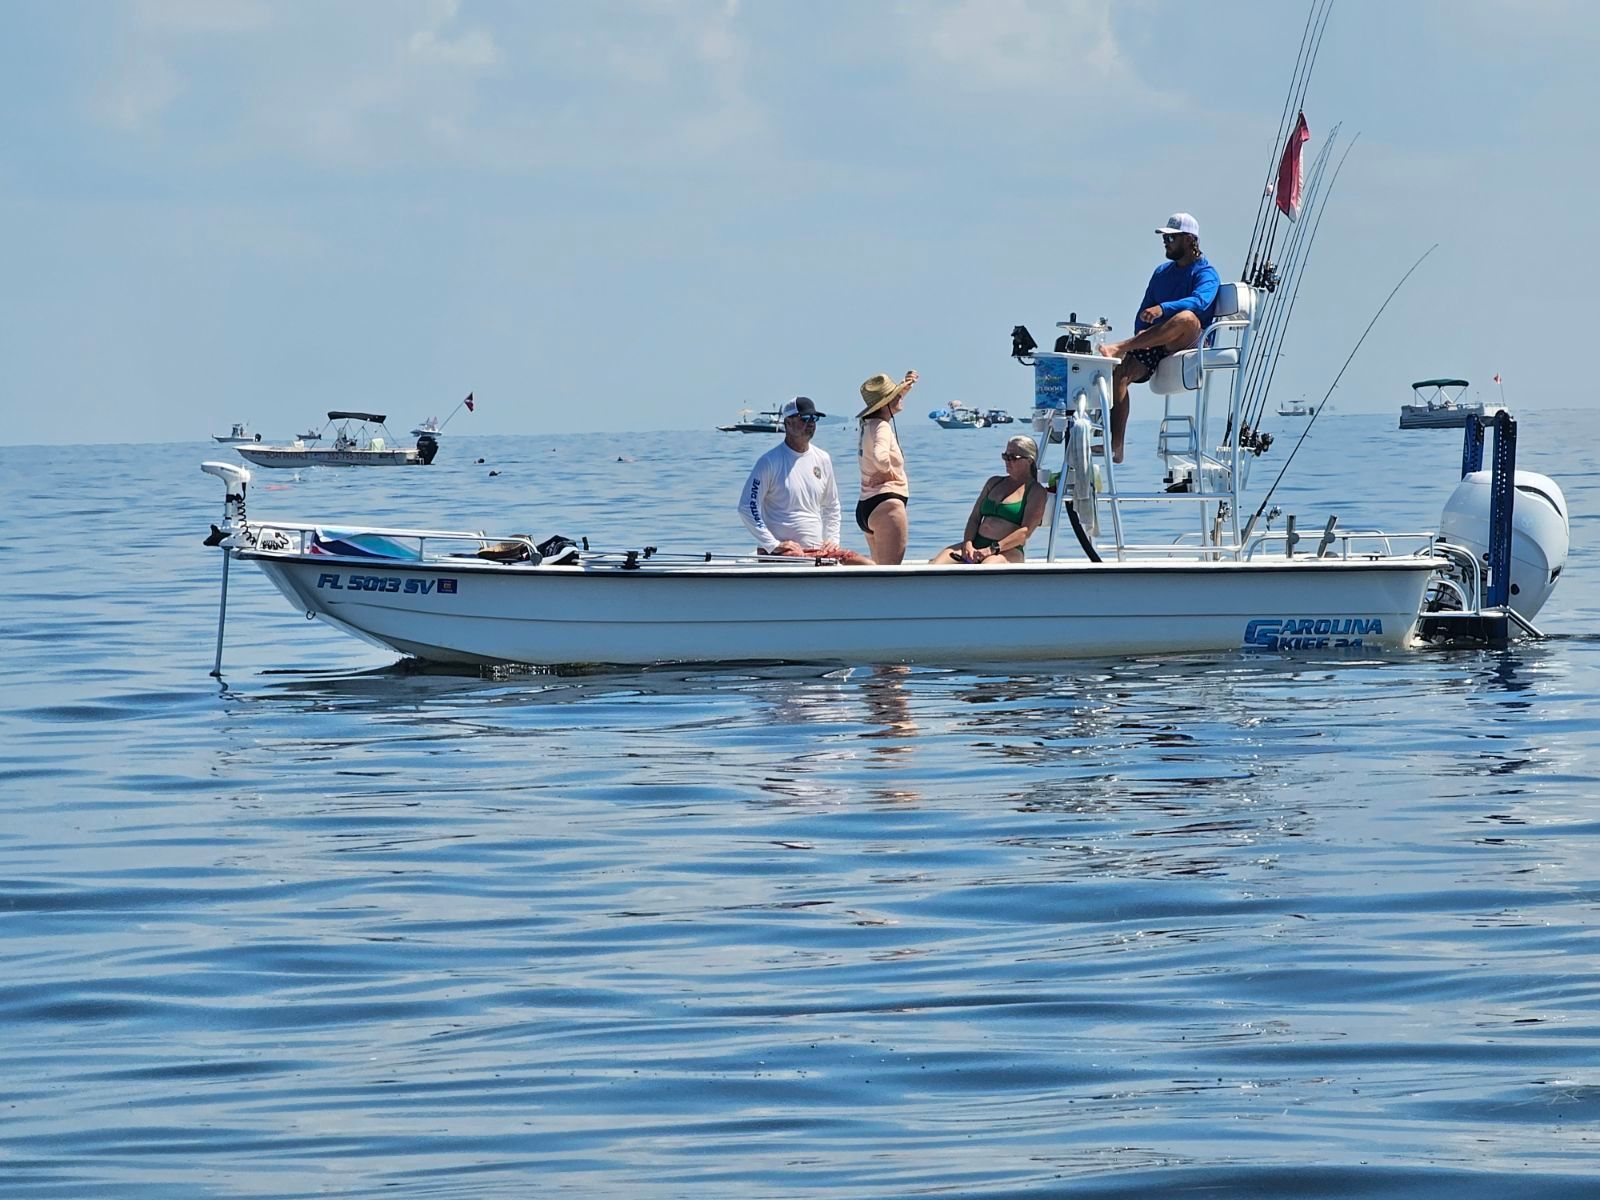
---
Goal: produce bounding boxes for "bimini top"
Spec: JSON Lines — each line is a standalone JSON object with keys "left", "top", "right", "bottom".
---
{"left": 327, "top": 411, "right": 387, "bottom": 423}
{"left": 1411, "top": 379, "right": 1469, "bottom": 391}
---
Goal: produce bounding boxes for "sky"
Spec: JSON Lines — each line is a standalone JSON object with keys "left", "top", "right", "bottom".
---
{"left": 3, "top": 0, "right": 1595, "bottom": 445}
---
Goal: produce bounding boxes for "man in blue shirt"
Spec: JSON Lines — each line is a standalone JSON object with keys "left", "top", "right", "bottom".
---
{"left": 1098, "top": 213, "right": 1220, "bottom": 462}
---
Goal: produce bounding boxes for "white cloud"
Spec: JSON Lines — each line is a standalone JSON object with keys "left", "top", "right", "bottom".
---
{"left": 407, "top": 0, "right": 500, "bottom": 71}
{"left": 92, "top": 53, "right": 180, "bottom": 131}
{"left": 902, "top": 0, "right": 1130, "bottom": 95}
{"left": 132, "top": 0, "right": 269, "bottom": 34}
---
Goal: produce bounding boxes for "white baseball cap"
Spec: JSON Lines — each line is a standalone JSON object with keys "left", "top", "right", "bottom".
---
{"left": 1156, "top": 212, "right": 1200, "bottom": 238}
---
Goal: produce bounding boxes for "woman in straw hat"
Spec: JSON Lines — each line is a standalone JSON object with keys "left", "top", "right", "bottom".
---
{"left": 855, "top": 370, "right": 917, "bottom": 564}
{"left": 929, "top": 435, "right": 1048, "bottom": 565}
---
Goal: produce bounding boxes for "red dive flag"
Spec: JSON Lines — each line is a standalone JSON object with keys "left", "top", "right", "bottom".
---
{"left": 1275, "top": 111, "right": 1310, "bottom": 221}
{"left": 464, "top": 393, "right": 475, "bottom": 412}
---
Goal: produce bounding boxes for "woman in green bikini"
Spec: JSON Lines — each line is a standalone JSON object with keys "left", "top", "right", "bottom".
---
{"left": 929, "top": 435, "right": 1049, "bottom": 565}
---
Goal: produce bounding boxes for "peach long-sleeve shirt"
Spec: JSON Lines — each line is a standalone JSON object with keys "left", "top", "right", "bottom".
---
{"left": 857, "top": 419, "right": 908, "bottom": 500}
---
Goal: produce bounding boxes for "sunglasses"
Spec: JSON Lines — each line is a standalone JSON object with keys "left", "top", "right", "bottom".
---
{"left": 1162, "top": 233, "right": 1184, "bottom": 244}
{"left": 789, "top": 414, "right": 818, "bottom": 425}
{"left": 1001, "top": 451, "right": 1029, "bottom": 461}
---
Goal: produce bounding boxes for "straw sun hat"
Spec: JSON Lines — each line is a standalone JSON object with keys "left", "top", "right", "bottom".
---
{"left": 857, "top": 373, "right": 912, "bottom": 419}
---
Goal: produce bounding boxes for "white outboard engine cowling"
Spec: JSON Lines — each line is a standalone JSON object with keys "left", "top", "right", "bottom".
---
{"left": 1439, "top": 469, "right": 1569, "bottom": 620}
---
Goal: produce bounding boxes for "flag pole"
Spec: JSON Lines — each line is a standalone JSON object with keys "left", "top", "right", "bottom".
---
{"left": 437, "top": 392, "right": 476, "bottom": 432}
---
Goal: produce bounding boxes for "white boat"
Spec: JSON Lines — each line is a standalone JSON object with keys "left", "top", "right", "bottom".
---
{"left": 1399, "top": 378, "right": 1498, "bottom": 429}
{"left": 984, "top": 409, "right": 1016, "bottom": 425}
{"left": 297, "top": 429, "right": 323, "bottom": 443}
{"left": 213, "top": 422, "right": 261, "bottom": 445}
{"left": 199, "top": 287, "right": 1568, "bottom": 669}
{"left": 930, "top": 403, "right": 987, "bottom": 429}
{"left": 717, "top": 408, "right": 783, "bottom": 433}
{"left": 1276, "top": 399, "right": 1315, "bottom": 417}
{"left": 198, "top": 100, "right": 1570, "bottom": 672}
{"left": 234, "top": 412, "right": 439, "bottom": 468}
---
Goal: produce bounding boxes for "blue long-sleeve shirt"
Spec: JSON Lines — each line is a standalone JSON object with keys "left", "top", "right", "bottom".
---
{"left": 1134, "top": 255, "right": 1220, "bottom": 332}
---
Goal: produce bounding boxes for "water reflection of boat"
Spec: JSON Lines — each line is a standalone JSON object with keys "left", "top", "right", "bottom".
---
{"left": 1399, "top": 378, "right": 1498, "bottom": 430}
{"left": 718, "top": 408, "right": 784, "bottom": 433}
{"left": 233, "top": 412, "right": 439, "bottom": 468}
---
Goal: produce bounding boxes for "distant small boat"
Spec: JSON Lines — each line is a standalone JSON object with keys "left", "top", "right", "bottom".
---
{"left": 930, "top": 404, "right": 987, "bottom": 429}
{"left": 235, "top": 412, "right": 440, "bottom": 468}
{"left": 213, "top": 422, "right": 261, "bottom": 444}
{"left": 1276, "top": 399, "right": 1315, "bottom": 417}
{"left": 1400, "top": 378, "right": 1499, "bottom": 430}
{"left": 717, "top": 407, "right": 784, "bottom": 433}
{"left": 983, "top": 409, "right": 1016, "bottom": 425}
{"left": 297, "top": 429, "right": 322, "bottom": 443}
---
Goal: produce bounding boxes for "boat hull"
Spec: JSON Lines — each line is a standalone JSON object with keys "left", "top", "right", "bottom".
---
{"left": 235, "top": 446, "right": 424, "bottom": 468}
{"left": 244, "top": 552, "right": 1438, "bottom": 667}
{"left": 1399, "top": 404, "right": 1491, "bottom": 430}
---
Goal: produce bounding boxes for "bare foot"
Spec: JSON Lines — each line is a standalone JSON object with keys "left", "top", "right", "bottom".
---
{"left": 1112, "top": 444, "right": 1125, "bottom": 464}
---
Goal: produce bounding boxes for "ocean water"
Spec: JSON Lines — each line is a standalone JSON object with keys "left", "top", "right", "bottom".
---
{"left": 3, "top": 411, "right": 1597, "bottom": 1198}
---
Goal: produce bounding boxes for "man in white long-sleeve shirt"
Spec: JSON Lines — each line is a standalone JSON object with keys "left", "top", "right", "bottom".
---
{"left": 737, "top": 397, "right": 870, "bottom": 564}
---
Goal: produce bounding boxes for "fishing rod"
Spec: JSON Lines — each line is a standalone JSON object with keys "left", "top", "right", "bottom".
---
{"left": 1244, "top": 0, "right": 1333, "bottom": 281}
{"left": 1244, "top": 3, "right": 1319, "bottom": 268}
{"left": 1227, "top": 125, "right": 1340, "bottom": 447}
{"left": 1235, "top": 129, "right": 1337, "bottom": 438}
{"left": 1238, "top": 128, "right": 1346, "bottom": 437}
{"left": 1240, "top": 243, "right": 1439, "bottom": 544}
{"left": 1247, "top": 135, "right": 1359, "bottom": 436}
{"left": 1258, "top": 2, "right": 1332, "bottom": 268}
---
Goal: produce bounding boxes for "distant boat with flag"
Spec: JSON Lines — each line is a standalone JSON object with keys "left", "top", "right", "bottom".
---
{"left": 1399, "top": 379, "right": 1498, "bottom": 430}
{"left": 235, "top": 411, "right": 440, "bottom": 468}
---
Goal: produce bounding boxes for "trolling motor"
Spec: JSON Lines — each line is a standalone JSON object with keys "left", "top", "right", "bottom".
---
{"left": 200, "top": 461, "right": 254, "bottom": 677}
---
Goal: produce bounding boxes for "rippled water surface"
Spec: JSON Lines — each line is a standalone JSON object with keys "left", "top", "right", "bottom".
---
{"left": 3, "top": 413, "right": 1598, "bottom": 1197}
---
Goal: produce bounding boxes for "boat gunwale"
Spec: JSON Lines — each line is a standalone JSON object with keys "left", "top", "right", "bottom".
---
{"left": 239, "top": 546, "right": 1444, "bottom": 579}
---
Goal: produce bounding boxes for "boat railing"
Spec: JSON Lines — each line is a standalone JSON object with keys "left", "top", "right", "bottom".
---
{"left": 243, "top": 520, "right": 839, "bottom": 569}
{"left": 1241, "top": 528, "right": 1439, "bottom": 560}
{"left": 1424, "top": 539, "right": 1487, "bottom": 611}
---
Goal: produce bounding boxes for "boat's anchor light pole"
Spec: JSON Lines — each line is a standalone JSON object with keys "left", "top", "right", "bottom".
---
{"left": 200, "top": 461, "right": 252, "bottom": 678}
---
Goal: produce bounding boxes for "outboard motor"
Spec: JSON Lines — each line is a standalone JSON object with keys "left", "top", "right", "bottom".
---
{"left": 416, "top": 432, "right": 440, "bottom": 465}
{"left": 1439, "top": 469, "right": 1569, "bottom": 620}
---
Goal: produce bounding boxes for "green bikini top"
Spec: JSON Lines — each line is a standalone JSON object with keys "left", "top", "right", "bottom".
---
{"left": 978, "top": 481, "right": 1030, "bottom": 525}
